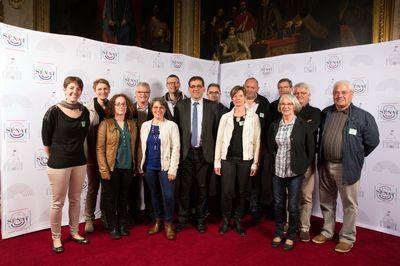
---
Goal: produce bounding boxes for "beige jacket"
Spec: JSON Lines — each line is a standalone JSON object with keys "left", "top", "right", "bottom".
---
{"left": 96, "top": 118, "right": 140, "bottom": 179}
{"left": 140, "top": 119, "right": 180, "bottom": 176}
{"left": 214, "top": 108, "right": 261, "bottom": 170}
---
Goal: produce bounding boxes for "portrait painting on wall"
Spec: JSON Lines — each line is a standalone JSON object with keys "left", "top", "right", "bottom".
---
{"left": 50, "top": 0, "right": 174, "bottom": 53}
{"left": 200, "top": 0, "right": 374, "bottom": 62}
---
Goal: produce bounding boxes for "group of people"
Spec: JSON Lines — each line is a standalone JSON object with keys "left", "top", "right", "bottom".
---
{"left": 42, "top": 74, "right": 379, "bottom": 254}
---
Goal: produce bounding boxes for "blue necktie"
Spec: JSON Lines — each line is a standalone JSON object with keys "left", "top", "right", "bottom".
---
{"left": 191, "top": 102, "right": 199, "bottom": 147}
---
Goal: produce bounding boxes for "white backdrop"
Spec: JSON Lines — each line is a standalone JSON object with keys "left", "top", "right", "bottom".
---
{"left": 0, "top": 23, "right": 219, "bottom": 239}
{"left": 220, "top": 40, "right": 400, "bottom": 237}
{"left": 0, "top": 22, "right": 399, "bottom": 239}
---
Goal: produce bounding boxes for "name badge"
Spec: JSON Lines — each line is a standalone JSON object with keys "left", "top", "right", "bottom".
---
{"left": 259, "top": 113, "right": 264, "bottom": 118}
{"left": 81, "top": 121, "right": 86, "bottom": 127}
{"left": 239, "top": 121, "right": 244, "bottom": 126}
{"left": 349, "top": 128, "right": 357, "bottom": 135}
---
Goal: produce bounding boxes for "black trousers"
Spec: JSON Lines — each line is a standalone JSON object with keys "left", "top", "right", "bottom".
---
{"left": 221, "top": 158, "right": 252, "bottom": 217}
{"left": 128, "top": 173, "right": 153, "bottom": 219}
{"left": 102, "top": 168, "right": 133, "bottom": 229}
{"left": 178, "top": 148, "right": 211, "bottom": 224}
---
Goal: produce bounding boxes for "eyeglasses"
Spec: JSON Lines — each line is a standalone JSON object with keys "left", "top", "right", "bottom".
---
{"left": 115, "top": 103, "right": 127, "bottom": 107}
{"left": 136, "top": 91, "right": 150, "bottom": 94}
{"left": 294, "top": 92, "right": 308, "bottom": 96}
{"left": 190, "top": 85, "right": 203, "bottom": 89}
{"left": 278, "top": 86, "right": 291, "bottom": 90}
{"left": 208, "top": 91, "right": 220, "bottom": 95}
{"left": 167, "top": 82, "right": 179, "bottom": 85}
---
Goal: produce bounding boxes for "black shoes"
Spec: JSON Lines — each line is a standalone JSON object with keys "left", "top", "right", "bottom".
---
{"left": 69, "top": 235, "right": 90, "bottom": 244}
{"left": 175, "top": 223, "right": 187, "bottom": 232}
{"left": 109, "top": 229, "right": 122, "bottom": 240}
{"left": 52, "top": 244, "right": 64, "bottom": 254}
{"left": 197, "top": 222, "right": 207, "bottom": 233}
{"left": 120, "top": 225, "right": 130, "bottom": 236}
{"left": 233, "top": 216, "right": 246, "bottom": 236}
{"left": 219, "top": 216, "right": 231, "bottom": 235}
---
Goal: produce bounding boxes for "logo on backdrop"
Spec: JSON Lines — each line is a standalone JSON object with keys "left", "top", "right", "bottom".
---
{"left": 76, "top": 38, "right": 91, "bottom": 59}
{"left": 325, "top": 54, "right": 343, "bottom": 71}
{"left": 260, "top": 63, "right": 274, "bottom": 75}
{"left": 325, "top": 78, "right": 335, "bottom": 95}
{"left": 350, "top": 54, "right": 374, "bottom": 67}
{"left": 4, "top": 120, "right": 30, "bottom": 142}
{"left": 244, "top": 64, "right": 254, "bottom": 78}
{"left": 304, "top": 57, "right": 316, "bottom": 73}
{"left": 375, "top": 184, "right": 397, "bottom": 203}
{"left": 3, "top": 57, "right": 22, "bottom": 80}
{"left": 382, "top": 130, "right": 399, "bottom": 149}
{"left": 34, "top": 149, "right": 48, "bottom": 170}
{"left": 33, "top": 63, "right": 57, "bottom": 83}
{"left": 6, "top": 209, "right": 32, "bottom": 234}
{"left": 278, "top": 62, "right": 296, "bottom": 73}
{"left": 4, "top": 149, "right": 23, "bottom": 171}
{"left": 352, "top": 78, "right": 368, "bottom": 96}
{"left": 375, "top": 79, "right": 400, "bottom": 92}
{"left": 373, "top": 161, "right": 400, "bottom": 174}
{"left": 171, "top": 55, "right": 184, "bottom": 70}
{"left": 1, "top": 28, "right": 28, "bottom": 51}
{"left": 153, "top": 53, "right": 164, "bottom": 69}
{"left": 7, "top": 183, "right": 35, "bottom": 199}
{"left": 378, "top": 103, "right": 399, "bottom": 121}
{"left": 380, "top": 211, "right": 397, "bottom": 231}
{"left": 386, "top": 46, "right": 400, "bottom": 66}
{"left": 101, "top": 45, "right": 119, "bottom": 63}
{"left": 103, "top": 68, "right": 115, "bottom": 87}
{"left": 123, "top": 72, "right": 140, "bottom": 89}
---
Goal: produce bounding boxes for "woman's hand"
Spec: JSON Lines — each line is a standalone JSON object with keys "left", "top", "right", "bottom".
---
{"left": 168, "top": 174, "right": 176, "bottom": 181}
{"left": 214, "top": 168, "right": 221, "bottom": 176}
{"left": 250, "top": 169, "right": 257, "bottom": 177}
{"left": 102, "top": 175, "right": 111, "bottom": 180}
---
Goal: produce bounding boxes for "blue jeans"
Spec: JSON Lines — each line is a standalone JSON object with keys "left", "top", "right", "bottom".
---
{"left": 272, "top": 175, "right": 304, "bottom": 240}
{"left": 144, "top": 169, "right": 175, "bottom": 222}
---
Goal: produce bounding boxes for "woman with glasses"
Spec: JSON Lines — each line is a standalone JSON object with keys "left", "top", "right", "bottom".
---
{"left": 97, "top": 93, "right": 140, "bottom": 240}
{"left": 267, "top": 94, "right": 314, "bottom": 250}
{"left": 139, "top": 98, "right": 180, "bottom": 240}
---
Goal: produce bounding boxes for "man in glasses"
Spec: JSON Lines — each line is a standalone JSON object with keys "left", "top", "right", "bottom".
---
{"left": 163, "top": 74, "right": 188, "bottom": 120}
{"left": 174, "top": 76, "right": 218, "bottom": 233}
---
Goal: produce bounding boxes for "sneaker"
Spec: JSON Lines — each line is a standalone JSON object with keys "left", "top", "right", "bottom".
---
{"left": 335, "top": 242, "right": 353, "bottom": 253}
{"left": 300, "top": 231, "right": 310, "bottom": 242}
{"left": 312, "top": 233, "right": 330, "bottom": 244}
{"left": 85, "top": 221, "right": 94, "bottom": 233}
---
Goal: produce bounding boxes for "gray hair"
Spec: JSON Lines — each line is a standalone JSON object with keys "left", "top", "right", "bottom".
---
{"left": 136, "top": 81, "right": 151, "bottom": 91}
{"left": 278, "top": 93, "right": 302, "bottom": 114}
{"left": 293, "top": 82, "right": 311, "bottom": 94}
{"left": 333, "top": 80, "right": 354, "bottom": 93}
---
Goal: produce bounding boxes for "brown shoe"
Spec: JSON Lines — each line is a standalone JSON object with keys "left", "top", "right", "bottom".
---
{"left": 300, "top": 231, "right": 310, "bottom": 242}
{"left": 148, "top": 219, "right": 162, "bottom": 235}
{"left": 312, "top": 233, "right": 330, "bottom": 244}
{"left": 164, "top": 222, "right": 176, "bottom": 240}
{"left": 335, "top": 242, "right": 353, "bottom": 253}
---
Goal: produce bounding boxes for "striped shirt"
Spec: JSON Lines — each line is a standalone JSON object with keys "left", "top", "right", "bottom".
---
{"left": 322, "top": 108, "right": 349, "bottom": 162}
{"left": 275, "top": 117, "right": 296, "bottom": 178}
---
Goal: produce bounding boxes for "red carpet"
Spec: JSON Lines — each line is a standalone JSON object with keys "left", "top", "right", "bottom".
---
{"left": 0, "top": 216, "right": 399, "bottom": 266}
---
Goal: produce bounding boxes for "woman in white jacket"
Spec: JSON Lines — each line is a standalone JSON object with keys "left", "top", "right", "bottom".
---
{"left": 214, "top": 85, "right": 261, "bottom": 236}
{"left": 140, "top": 98, "right": 180, "bottom": 240}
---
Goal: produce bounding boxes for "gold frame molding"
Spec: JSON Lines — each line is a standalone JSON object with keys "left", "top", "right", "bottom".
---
{"left": 373, "top": 0, "right": 395, "bottom": 42}
{"left": 33, "top": 0, "right": 49, "bottom": 32}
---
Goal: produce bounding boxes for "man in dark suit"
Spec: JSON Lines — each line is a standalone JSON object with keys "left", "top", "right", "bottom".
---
{"left": 130, "top": 82, "right": 153, "bottom": 223}
{"left": 174, "top": 76, "right": 218, "bottom": 233}
{"left": 230, "top": 77, "right": 272, "bottom": 222}
{"left": 162, "top": 74, "right": 188, "bottom": 120}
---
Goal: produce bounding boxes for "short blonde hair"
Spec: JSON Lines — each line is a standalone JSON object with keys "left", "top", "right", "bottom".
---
{"left": 278, "top": 93, "right": 302, "bottom": 114}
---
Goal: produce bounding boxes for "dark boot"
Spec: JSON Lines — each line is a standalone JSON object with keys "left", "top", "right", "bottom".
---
{"left": 109, "top": 228, "right": 121, "bottom": 240}
{"left": 120, "top": 225, "right": 130, "bottom": 236}
{"left": 148, "top": 219, "right": 162, "bottom": 235}
{"left": 219, "top": 215, "right": 231, "bottom": 235}
{"left": 233, "top": 215, "right": 246, "bottom": 236}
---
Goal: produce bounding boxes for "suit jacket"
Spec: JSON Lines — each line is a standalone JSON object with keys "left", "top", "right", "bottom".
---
{"left": 174, "top": 98, "right": 219, "bottom": 163}
{"left": 133, "top": 102, "right": 153, "bottom": 128}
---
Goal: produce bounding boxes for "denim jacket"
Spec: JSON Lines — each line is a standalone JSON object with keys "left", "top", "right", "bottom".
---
{"left": 319, "top": 103, "right": 380, "bottom": 185}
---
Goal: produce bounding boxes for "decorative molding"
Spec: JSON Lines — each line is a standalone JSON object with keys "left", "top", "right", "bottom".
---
{"left": 373, "top": 0, "right": 395, "bottom": 42}
{"left": 8, "top": 0, "right": 24, "bottom": 9}
{"left": 193, "top": 0, "right": 200, "bottom": 57}
{"left": 33, "top": 0, "right": 49, "bottom": 32}
{"left": 173, "top": 0, "right": 181, "bottom": 54}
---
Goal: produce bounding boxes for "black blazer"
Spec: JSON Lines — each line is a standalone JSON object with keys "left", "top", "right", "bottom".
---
{"left": 133, "top": 102, "right": 153, "bottom": 121}
{"left": 298, "top": 103, "right": 321, "bottom": 148}
{"left": 267, "top": 117, "right": 315, "bottom": 176}
{"left": 174, "top": 98, "right": 218, "bottom": 163}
